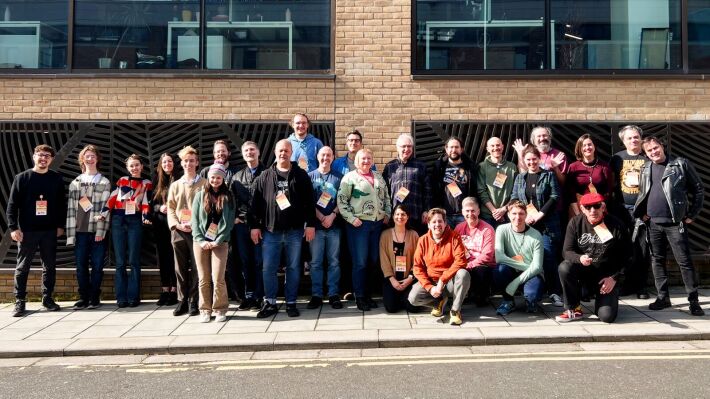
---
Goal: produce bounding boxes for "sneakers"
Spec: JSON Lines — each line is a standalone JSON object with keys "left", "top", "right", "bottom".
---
{"left": 356, "top": 298, "right": 371, "bottom": 311}
{"left": 526, "top": 300, "right": 538, "bottom": 313}
{"left": 648, "top": 297, "right": 672, "bottom": 310}
{"left": 12, "top": 300, "right": 25, "bottom": 317}
{"left": 42, "top": 296, "right": 60, "bottom": 312}
{"left": 496, "top": 300, "right": 515, "bottom": 316}
{"left": 199, "top": 310, "right": 211, "bottom": 323}
{"left": 689, "top": 300, "right": 705, "bottom": 316}
{"left": 549, "top": 293, "right": 564, "bottom": 307}
{"left": 128, "top": 300, "right": 140, "bottom": 308}
{"left": 307, "top": 296, "right": 323, "bottom": 309}
{"left": 343, "top": 292, "right": 354, "bottom": 301}
{"left": 72, "top": 299, "right": 89, "bottom": 310}
{"left": 215, "top": 312, "right": 227, "bottom": 323}
{"left": 286, "top": 303, "right": 300, "bottom": 317}
{"left": 238, "top": 298, "right": 257, "bottom": 311}
{"left": 366, "top": 297, "right": 378, "bottom": 309}
{"left": 173, "top": 300, "right": 188, "bottom": 316}
{"left": 156, "top": 292, "right": 169, "bottom": 306}
{"left": 556, "top": 307, "right": 584, "bottom": 323}
{"left": 449, "top": 310, "right": 462, "bottom": 325}
{"left": 189, "top": 300, "right": 200, "bottom": 316}
{"left": 88, "top": 297, "right": 102, "bottom": 310}
{"left": 117, "top": 301, "right": 128, "bottom": 308}
{"left": 256, "top": 302, "right": 279, "bottom": 318}
{"left": 329, "top": 295, "right": 343, "bottom": 309}
{"left": 431, "top": 297, "right": 448, "bottom": 317}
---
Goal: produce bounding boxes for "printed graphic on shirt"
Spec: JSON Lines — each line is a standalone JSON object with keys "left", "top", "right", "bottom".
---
{"left": 619, "top": 159, "right": 644, "bottom": 195}
{"left": 460, "top": 234, "right": 482, "bottom": 259}
{"left": 443, "top": 166, "right": 468, "bottom": 185}
{"left": 577, "top": 233, "right": 612, "bottom": 263}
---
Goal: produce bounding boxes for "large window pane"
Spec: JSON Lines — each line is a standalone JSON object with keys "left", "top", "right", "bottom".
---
{"left": 551, "top": 0, "right": 681, "bottom": 70}
{"left": 203, "top": 0, "right": 330, "bottom": 70}
{"left": 0, "top": 1, "right": 67, "bottom": 69}
{"left": 415, "top": 0, "right": 546, "bottom": 71}
{"left": 74, "top": 0, "right": 201, "bottom": 69}
{"left": 688, "top": 0, "right": 710, "bottom": 70}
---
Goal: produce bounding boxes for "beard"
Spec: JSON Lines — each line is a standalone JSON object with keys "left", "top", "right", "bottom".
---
{"left": 536, "top": 141, "right": 551, "bottom": 153}
{"left": 448, "top": 153, "right": 461, "bottom": 161}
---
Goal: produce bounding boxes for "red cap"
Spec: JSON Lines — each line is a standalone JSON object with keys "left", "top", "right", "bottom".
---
{"left": 579, "top": 193, "right": 605, "bottom": 206}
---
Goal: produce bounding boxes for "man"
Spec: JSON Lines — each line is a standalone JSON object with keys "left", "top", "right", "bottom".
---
{"left": 200, "top": 140, "right": 239, "bottom": 185}
{"left": 307, "top": 146, "right": 343, "bottom": 309}
{"left": 432, "top": 137, "right": 476, "bottom": 228}
{"left": 288, "top": 113, "right": 323, "bottom": 173}
{"left": 167, "top": 145, "right": 206, "bottom": 317}
{"left": 556, "top": 193, "right": 631, "bottom": 323}
{"left": 383, "top": 133, "right": 431, "bottom": 233}
{"left": 477, "top": 136, "right": 517, "bottom": 227}
{"left": 493, "top": 200, "right": 544, "bottom": 315}
{"left": 250, "top": 139, "right": 317, "bottom": 318}
{"left": 332, "top": 129, "right": 377, "bottom": 176}
{"left": 634, "top": 137, "right": 705, "bottom": 316}
{"left": 231, "top": 141, "right": 266, "bottom": 311}
{"left": 610, "top": 125, "right": 649, "bottom": 299}
{"left": 408, "top": 208, "right": 470, "bottom": 325}
{"left": 7, "top": 145, "right": 66, "bottom": 317}
{"left": 513, "top": 126, "right": 568, "bottom": 185}
{"left": 454, "top": 197, "right": 495, "bottom": 306}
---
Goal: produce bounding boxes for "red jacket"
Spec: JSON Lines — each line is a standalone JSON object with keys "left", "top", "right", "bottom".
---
{"left": 413, "top": 227, "right": 467, "bottom": 291}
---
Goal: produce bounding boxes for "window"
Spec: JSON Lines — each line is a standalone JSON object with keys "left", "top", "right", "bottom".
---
{"left": 0, "top": 1, "right": 67, "bottom": 69}
{"left": 688, "top": 0, "right": 710, "bottom": 70}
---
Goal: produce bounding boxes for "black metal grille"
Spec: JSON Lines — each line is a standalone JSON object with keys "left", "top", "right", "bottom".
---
{"left": 413, "top": 121, "right": 709, "bottom": 252}
{"left": 0, "top": 121, "right": 335, "bottom": 269}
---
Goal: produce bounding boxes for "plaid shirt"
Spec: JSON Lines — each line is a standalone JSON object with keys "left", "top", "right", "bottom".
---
{"left": 65, "top": 174, "right": 112, "bottom": 246}
{"left": 382, "top": 157, "right": 431, "bottom": 223}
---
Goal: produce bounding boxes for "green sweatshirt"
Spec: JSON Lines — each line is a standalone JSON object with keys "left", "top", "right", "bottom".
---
{"left": 495, "top": 223, "right": 544, "bottom": 296}
{"left": 337, "top": 170, "right": 391, "bottom": 223}
{"left": 477, "top": 156, "right": 517, "bottom": 219}
{"left": 190, "top": 188, "right": 236, "bottom": 244}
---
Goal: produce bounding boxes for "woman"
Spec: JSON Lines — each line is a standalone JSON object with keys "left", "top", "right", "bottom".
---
{"left": 566, "top": 134, "right": 615, "bottom": 217}
{"left": 191, "top": 164, "right": 235, "bottom": 323}
{"left": 100, "top": 154, "right": 152, "bottom": 308}
{"left": 379, "top": 204, "right": 419, "bottom": 313}
{"left": 511, "top": 145, "right": 563, "bottom": 306}
{"left": 151, "top": 153, "right": 179, "bottom": 307}
{"left": 338, "top": 148, "right": 391, "bottom": 311}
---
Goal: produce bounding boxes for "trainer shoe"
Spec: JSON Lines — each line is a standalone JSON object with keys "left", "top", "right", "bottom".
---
{"left": 549, "top": 293, "right": 564, "bottom": 307}
{"left": 648, "top": 297, "right": 672, "bottom": 310}
{"left": 556, "top": 307, "right": 584, "bottom": 323}
{"left": 42, "top": 296, "right": 60, "bottom": 311}
{"left": 189, "top": 300, "right": 200, "bottom": 316}
{"left": 307, "top": 296, "right": 323, "bottom": 309}
{"left": 286, "top": 303, "right": 300, "bottom": 317}
{"left": 431, "top": 297, "right": 448, "bottom": 317}
{"left": 12, "top": 300, "right": 26, "bottom": 317}
{"left": 689, "top": 300, "right": 705, "bottom": 316}
{"left": 199, "top": 310, "right": 211, "bottom": 323}
{"left": 256, "top": 302, "right": 279, "bottom": 319}
{"left": 329, "top": 295, "right": 343, "bottom": 309}
{"left": 72, "top": 299, "right": 89, "bottom": 310}
{"left": 366, "top": 297, "right": 378, "bottom": 309}
{"left": 356, "top": 298, "right": 371, "bottom": 311}
{"left": 496, "top": 300, "right": 515, "bottom": 316}
{"left": 215, "top": 312, "right": 227, "bottom": 323}
{"left": 449, "top": 310, "right": 462, "bottom": 325}
{"left": 88, "top": 297, "right": 102, "bottom": 310}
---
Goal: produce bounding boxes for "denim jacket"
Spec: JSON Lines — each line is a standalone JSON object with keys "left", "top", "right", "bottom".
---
{"left": 510, "top": 169, "right": 561, "bottom": 239}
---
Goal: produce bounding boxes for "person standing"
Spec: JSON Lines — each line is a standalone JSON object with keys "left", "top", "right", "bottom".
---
{"left": 7, "top": 145, "right": 66, "bottom": 317}
{"left": 432, "top": 137, "right": 476, "bottom": 228}
{"left": 332, "top": 129, "right": 376, "bottom": 176}
{"left": 288, "top": 113, "right": 323, "bottom": 173}
{"left": 477, "top": 137, "right": 517, "bottom": 228}
{"left": 566, "top": 134, "right": 615, "bottom": 217}
{"left": 66, "top": 145, "right": 111, "bottom": 310}
{"left": 379, "top": 205, "right": 419, "bottom": 313}
{"left": 151, "top": 153, "right": 179, "bottom": 306}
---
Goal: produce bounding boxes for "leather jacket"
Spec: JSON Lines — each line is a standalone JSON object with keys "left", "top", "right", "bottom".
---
{"left": 633, "top": 156, "right": 704, "bottom": 223}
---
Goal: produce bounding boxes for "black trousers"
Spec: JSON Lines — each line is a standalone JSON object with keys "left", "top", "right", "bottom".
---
{"left": 559, "top": 260, "right": 619, "bottom": 323}
{"left": 468, "top": 266, "right": 492, "bottom": 303}
{"left": 15, "top": 230, "right": 56, "bottom": 300}
{"left": 648, "top": 220, "right": 699, "bottom": 300}
{"left": 382, "top": 278, "right": 414, "bottom": 313}
{"left": 154, "top": 216, "right": 176, "bottom": 288}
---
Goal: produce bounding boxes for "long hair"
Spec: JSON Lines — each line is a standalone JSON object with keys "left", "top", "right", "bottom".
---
{"left": 78, "top": 144, "right": 101, "bottom": 173}
{"left": 153, "top": 153, "right": 175, "bottom": 203}
{"left": 203, "top": 178, "right": 232, "bottom": 215}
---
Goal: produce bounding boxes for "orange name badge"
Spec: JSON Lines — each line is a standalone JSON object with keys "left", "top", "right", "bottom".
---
{"left": 394, "top": 187, "right": 410, "bottom": 202}
{"left": 205, "top": 223, "right": 218, "bottom": 241}
{"left": 587, "top": 183, "right": 598, "bottom": 194}
{"left": 395, "top": 256, "right": 407, "bottom": 273}
{"left": 593, "top": 223, "right": 613, "bottom": 243}
{"left": 493, "top": 172, "right": 508, "bottom": 188}
{"left": 179, "top": 208, "right": 192, "bottom": 224}
{"left": 124, "top": 200, "right": 136, "bottom": 215}
{"left": 512, "top": 254, "right": 524, "bottom": 262}
{"left": 624, "top": 171, "right": 640, "bottom": 188}
{"left": 316, "top": 191, "right": 332, "bottom": 208}
{"left": 275, "top": 192, "right": 291, "bottom": 210}
{"left": 35, "top": 196, "right": 47, "bottom": 216}
{"left": 298, "top": 156, "right": 308, "bottom": 170}
{"left": 79, "top": 196, "right": 93, "bottom": 212}
{"left": 447, "top": 182, "right": 462, "bottom": 198}
{"left": 526, "top": 203, "right": 539, "bottom": 218}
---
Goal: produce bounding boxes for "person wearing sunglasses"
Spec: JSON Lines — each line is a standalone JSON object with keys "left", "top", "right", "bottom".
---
{"left": 556, "top": 193, "right": 630, "bottom": 323}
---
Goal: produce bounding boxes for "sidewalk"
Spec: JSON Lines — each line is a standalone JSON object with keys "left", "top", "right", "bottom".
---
{"left": 0, "top": 287, "right": 708, "bottom": 358}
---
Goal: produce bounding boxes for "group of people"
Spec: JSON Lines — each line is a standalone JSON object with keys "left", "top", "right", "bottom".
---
{"left": 7, "top": 116, "right": 704, "bottom": 326}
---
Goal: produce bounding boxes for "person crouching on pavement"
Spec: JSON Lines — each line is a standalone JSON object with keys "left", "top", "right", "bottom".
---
{"left": 408, "top": 208, "right": 470, "bottom": 325}
{"left": 556, "top": 193, "right": 631, "bottom": 323}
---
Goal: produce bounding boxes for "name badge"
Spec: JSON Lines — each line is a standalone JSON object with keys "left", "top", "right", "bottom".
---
{"left": 493, "top": 172, "right": 508, "bottom": 188}
{"left": 79, "top": 196, "right": 93, "bottom": 212}
{"left": 394, "top": 187, "right": 410, "bottom": 202}
{"left": 316, "top": 191, "right": 332, "bottom": 208}
{"left": 593, "top": 223, "right": 613, "bottom": 243}
{"left": 276, "top": 192, "right": 291, "bottom": 210}
{"left": 395, "top": 256, "right": 407, "bottom": 273}
{"left": 205, "top": 223, "right": 218, "bottom": 241}
{"left": 447, "top": 182, "right": 462, "bottom": 198}
{"left": 179, "top": 208, "right": 192, "bottom": 224}
{"left": 587, "top": 182, "right": 598, "bottom": 194}
{"left": 526, "top": 203, "right": 539, "bottom": 218}
{"left": 36, "top": 196, "right": 47, "bottom": 216}
{"left": 298, "top": 156, "right": 308, "bottom": 171}
{"left": 624, "top": 171, "right": 640, "bottom": 188}
{"left": 124, "top": 200, "right": 136, "bottom": 215}
{"left": 512, "top": 254, "right": 524, "bottom": 262}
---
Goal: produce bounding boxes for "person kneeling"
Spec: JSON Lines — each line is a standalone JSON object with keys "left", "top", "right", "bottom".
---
{"left": 408, "top": 208, "right": 470, "bottom": 325}
{"left": 556, "top": 193, "right": 631, "bottom": 323}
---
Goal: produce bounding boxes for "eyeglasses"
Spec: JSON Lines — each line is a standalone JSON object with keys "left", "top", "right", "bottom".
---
{"left": 35, "top": 153, "right": 53, "bottom": 159}
{"left": 582, "top": 203, "right": 602, "bottom": 210}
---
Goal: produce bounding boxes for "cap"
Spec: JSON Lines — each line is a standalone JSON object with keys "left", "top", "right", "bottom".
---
{"left": 579, "top": 193, "right": 605, "bottom": 206}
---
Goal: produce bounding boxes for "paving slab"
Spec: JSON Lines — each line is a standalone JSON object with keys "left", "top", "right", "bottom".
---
{"left": 0, "top": 357, "right": 42, "bottom": 367}
{"left": 317, "top": 349, "right": 363, "bottom": 358}
{"left": 218, "top": 326, "right": 270, "bottom": 334}
{"left": 378, "top": 328, "right": 485, "bottom": 348}
{"left": 75, "top": 325, "right": 134, "bottom": 339}
{"left": 65, "top": 336, "right": 175, "bottom": 356}
{"left": 143, "top": 351, "right": 254, "bottom": 364}
{"left": 170, "top": 322, "right": 226, "bottom": 336}
{"left": 0, "top": 339, "right": 73, "bottom": 358}
{"left": 34, "top": 354, "right": 146, "bottom": 366}
{"left": 273, "top": 330, "right": 379, "bottom": 350}
{"left": 170, "top": 333, "right": 276, "bottom": 353}
{"left": 480, "top": 325, "right": 592, "bottom": 345}
{"left": 267, "top": 320, "right": 317, "bottom": 332}
{"left": 364, "top": 318, "right": 412, "bottom": 330}
{"left": 251, "top": 349, "right": 321, "bottom": 360}
{"left": 578, "top": 341, "right": 699, "bottom": 351}
{"left": 59, "top": 310, "right": 113, "bottom": 321}
{"left": 95, "top": 313, "right": 150, "bottom": 326}
{"left": 362, "top": 346, "right": 473, "bottom": 357}
{"left": 469, "top": 343, "right": 583, "bottom": 354}
{"left": 582, "top": 322, "right": 702, "bottom": 342}
{"left": 130, "top": 318, "right": 185, "bottom": 331}
{"left": 123, "top": 329, "right": 176, "bottom": 338}
{"left": 315, "top": 324, "right": 363, "bottom": 331}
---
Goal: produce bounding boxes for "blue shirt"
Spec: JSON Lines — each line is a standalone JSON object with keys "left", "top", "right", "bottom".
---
{"left": 288, "top": 133, "right": 323, "bottom": 173}
{"left": 308, "top": 169, "right": 342, "bottom": 230}
{"left": 332, "top": 154, "right": 376, "bottom": 177}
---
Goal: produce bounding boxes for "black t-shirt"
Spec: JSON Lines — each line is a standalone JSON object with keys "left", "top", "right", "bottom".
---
{"left": 610, "top": 150, "right": 645, "bottom": 208}
{"left": 273, "top": 168, "right": 293, "bottom": 231}
{"left": 393, "top": 241, "right": 405, "bottom": 280}
{"left": 441, "top": 162, "right": 468, "bottom": 216}
{"left": 647, "top": 160, "right": 672, "bottom": 223}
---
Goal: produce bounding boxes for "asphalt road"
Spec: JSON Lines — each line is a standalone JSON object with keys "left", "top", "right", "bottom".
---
{"left": 1, "top": 347, "right": 709, "bottom": 398}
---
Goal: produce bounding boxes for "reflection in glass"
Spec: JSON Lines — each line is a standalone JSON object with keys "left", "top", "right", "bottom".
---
{"left": 688, "top": 0, "right": 710, "bottom": 70}
{"left": 0, "top": 1, "right": 67, "bottom": 69}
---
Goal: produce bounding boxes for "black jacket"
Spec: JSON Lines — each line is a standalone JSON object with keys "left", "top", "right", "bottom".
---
{"left": 563, "top": 213, "right": 631, "bottom": 281}
{"left": 230, "top": 163, "right": 266, "bottom": 223}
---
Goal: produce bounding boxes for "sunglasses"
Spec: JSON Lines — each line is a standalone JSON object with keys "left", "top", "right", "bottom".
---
{"left": 582, "top": 203, "right": 602, "bottom": 210}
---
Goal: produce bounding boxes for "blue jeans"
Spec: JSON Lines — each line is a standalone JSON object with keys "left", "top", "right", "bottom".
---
{"left": 308, "top": 228, "right": 341, "bottom": 297}
{"left": 234, "top": 223, "right": 263, "bottom": 301}
{"left": 493, "top": 264, "right": 543, "bottom": 303}
{"left": 346, "top": 220, "right": 383, "bottom": 298}
{"left": 74, "top": 232, "right": 107, "bottom": 301}
{"left": 111, "top": 214, "right": 143, "bottom": 303}
{"left": 262, "top": 229, "right": 303, "bottom": 304}
{"left": 447, "top": 214, "right": 465, "bottom": 229}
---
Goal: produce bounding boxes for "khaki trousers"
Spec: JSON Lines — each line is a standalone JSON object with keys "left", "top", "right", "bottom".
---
{"left": 193, "top": 242, "right": 229, "bottom": 314}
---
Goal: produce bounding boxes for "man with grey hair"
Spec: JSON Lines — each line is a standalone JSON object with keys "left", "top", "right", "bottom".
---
{"left": 513, "top": 126, "right": 568, "bottom": 185}
{"left": 383, "top": 133, "right": 431, "bottom": 233}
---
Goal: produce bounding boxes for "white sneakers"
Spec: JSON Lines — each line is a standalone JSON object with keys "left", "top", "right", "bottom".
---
{"left": 199, "top": 311, "right": 211, "bottom": 323}
{"left": 215, "top": 313, "right": 227, "bottom": 323}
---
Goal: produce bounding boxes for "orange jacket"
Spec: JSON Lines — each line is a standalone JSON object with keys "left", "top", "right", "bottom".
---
{"left": 413, "top": 227, "right": 467, "bottom": 291}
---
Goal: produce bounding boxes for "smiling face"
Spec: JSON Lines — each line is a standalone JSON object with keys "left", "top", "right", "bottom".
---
{"left": 209, "top": 173, "right": 224, "bottom": 189}
{"left": 292, "top": 114, "right": 309, "bottom": 138}
{"left": 396, "top": 137, "right": 413, "bottom": 162}
{"left": 392, "top": 207, "right": 409, "bottom": 227}
{"left": 33, "top": 151, "right": 53, "bottom": 171}
{"left": 317, "top": 147, "right": 334, "bottom": 169}
{"left": 181, "top": 153, "right": 197, "bottom": 175}
{"left": 81, "top": 150, "right": 97, "bottom": 170}
{"left": 643, "top": 140, "right": 666, "bottom": 164}
{"left": 274, "top": 140, "right": 293, "bottom": 167}
{"left": 241, "top": 143, "right": 259, "bottom": 164}
{"left": 445, "top": 139, "right": 462, "bottom": 161}
{"left": 524, "top": 152, "right": 541, "bottom": 173}
{"left": 581, "top": 138, "right": 596, "bottom": 160}
{"left": 126, "top": 159, "right": 143, "bottom": 178}
{"left": 508, "top": 205, "right": 527, "bottom": 231}
{"left": 213, "top": 143, "right": 230, "bottom": 165}
{"left": 581, "top": 201, "right": 605, "bottom": 225}
{"left": 621, "top": 129, "right": 642, "bottom": 154}
{"left": 463, "top": 202, "right": 480, "bottom": 227}
{"left": 161, "top": 155, "right": 174, "bottom": 174}
{"left": 346, "top": 133, "right": 362, "bottom": 154}
{"left": 355, "top": 150, "right": 373, "bottom": 173}
{"left": 427, "top": 213, "right": 447, "bottom": 239}
{"left": 531, "top": 128, "right": 551, "bottom": 153}
{"left": 486, "top": 137, "right": 503, "bottom": 159}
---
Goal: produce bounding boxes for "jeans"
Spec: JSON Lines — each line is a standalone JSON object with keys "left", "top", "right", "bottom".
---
{"left": 14, "top": 230, "right": 57, "bottom": 300}
{"left": 559, "top": 260, "right": 619, "bottom": 323}
{"left": 446, "top": 214, "right": 465, "bottom": 229}
{"left": 74, "top": 232, "right": 107, "bottom": 301}
{"left": 648, "top": 220, "right": 698, "bottom": 300}
{"left": 111, "top": 213, "right": 143, "bottom": 303}
{"left": 234, "top": 223, "right": 263, "bottom": 301}
{"left": 493, "top": 264, "right": 543, "bottom": 303}
{"left": 308, "top": 228, "right": 341, "bottom": 298}
{"left": 346, "top": 220, "right": 383, "bottom": 299}
{"left": 262, "top": 229, "right": 303, "bottom": 304}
